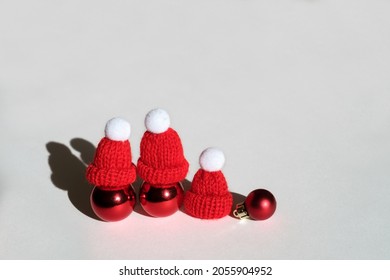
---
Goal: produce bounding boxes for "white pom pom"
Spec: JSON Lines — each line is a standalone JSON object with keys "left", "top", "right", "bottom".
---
{"left": 104, "top": 117, "right": 131, "bottom": 141}
{"left": 144, "top": 108, "right": 170, "bottom": 134}
{"left": 199, "top": 147, "right": 225, "bottom": 172}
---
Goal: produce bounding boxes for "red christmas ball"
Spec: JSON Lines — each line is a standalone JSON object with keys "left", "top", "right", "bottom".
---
{"left": 139, "top": 182, "right": 184, "bottom": 217}
{"left": 234, "top": 189, "right": 276, "bottom": 220}
{"left": 90, "top": 185, "right": 136, "bottom": 222}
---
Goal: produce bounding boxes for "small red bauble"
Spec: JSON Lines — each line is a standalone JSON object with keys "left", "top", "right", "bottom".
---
{"left": 139, "top": 182, "right": 184, "bottom": 217}
{"left": 90, "top": 185, "right": 136, "bottom": 222}
{"left": 233, "top": 189, "right": 276, "bottom": 220}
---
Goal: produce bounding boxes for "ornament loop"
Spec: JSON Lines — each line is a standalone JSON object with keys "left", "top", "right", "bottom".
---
{"left": 233, "top": 202, "right": 250, "bottom": 219}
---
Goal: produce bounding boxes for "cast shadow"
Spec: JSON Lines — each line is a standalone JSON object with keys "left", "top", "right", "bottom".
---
{"left": 181, "top": 179, "right": 192, "bottom": 193}
{"left": 46, "top": 138, "right": 100, "bottom": 220}
{"left": 229, "top": 192, "right": 246, "bottom": 218}
{"left": 178, "top": 179, "right": 192, "bottom": 215}
{"left": 131, "top": 175, "right": 149, "bottom": 217}
{"left": 70, "top": 138, "right": 95, "bottom": 166}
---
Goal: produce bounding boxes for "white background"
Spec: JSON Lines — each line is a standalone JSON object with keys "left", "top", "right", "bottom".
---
{"left": 0, "top": 0, "right": 389, "bottom": 259}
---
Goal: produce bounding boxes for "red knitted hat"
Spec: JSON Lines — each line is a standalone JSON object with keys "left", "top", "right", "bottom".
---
{"left": 137, "top": 108, "right": 189, "bottom": 185}
{"left": 184, "top": 148, "right": 233, "bottom": 219}
{"left": 86, "top": 117, "right": 136, "bottom": 190}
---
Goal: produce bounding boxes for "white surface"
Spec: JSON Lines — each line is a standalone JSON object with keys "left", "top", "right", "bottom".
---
{"left": 1, "top": 0, "right": 390, "bottom": 259}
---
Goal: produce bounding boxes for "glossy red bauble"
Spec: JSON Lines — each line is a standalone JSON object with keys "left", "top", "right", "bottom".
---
{"left": 139, "top": 182, "right": 184, "bottom": 217}
{"left": 234, "top": 189, "right": 276, "bottom": 220}
{"left": 90, "top": 185, "right": 136, "bottom": 222}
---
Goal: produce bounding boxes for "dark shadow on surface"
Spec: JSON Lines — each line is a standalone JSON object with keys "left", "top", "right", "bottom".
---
{"left": 229, "top": 192, "right": 246, "bottom": 218}
{"left": 46, "top": 140, "right": 100, "bottom": 220}
{"left": 179, "top": 178, "right": 192, "bottom": 215}
{"left": 181, "top": 179, "right": 192, "bottom": 193}
{"left": 70, "top": 138, "right": 95, "bottom": 165}
{"left": 132, "top": 175, "right": 151, "bottom": 217}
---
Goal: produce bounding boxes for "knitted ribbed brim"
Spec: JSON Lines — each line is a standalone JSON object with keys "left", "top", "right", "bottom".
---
{"left": 183, "top": 169, "right": 233, "bottom": 219}
{"left": 184, "top": 191, "right": 233, "bottom": 219}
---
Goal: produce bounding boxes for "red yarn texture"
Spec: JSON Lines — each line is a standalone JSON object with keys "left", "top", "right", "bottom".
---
{"left": 86, "top": 137, "right": 136, "bottom": 190}
{"left": 184, "top": 169, "right": 233, "bottom": 219}
{"left": 137, "top": 128, "right": 189, "bottom": 185}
